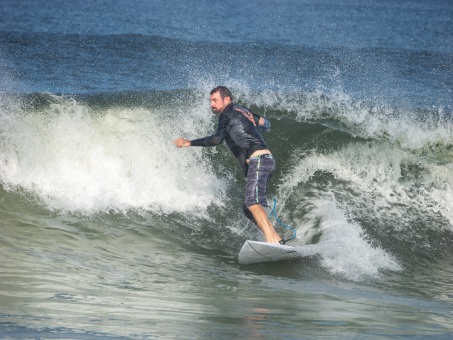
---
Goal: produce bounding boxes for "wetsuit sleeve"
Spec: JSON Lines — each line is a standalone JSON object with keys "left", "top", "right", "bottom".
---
{"left": 251, "top": 111, "right": 271, "bottom": 133}
{"left": 190, "top": 114, "right": 229, "bottom": 146}
{"left": 258, "top": 116, "right": 271, "bottom": 133}
{"left": 244, "top": 107, "right": 271, "bottom": 133}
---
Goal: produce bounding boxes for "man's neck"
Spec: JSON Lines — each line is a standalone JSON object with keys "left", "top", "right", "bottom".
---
{"left": 221, "top": 102, "right": 233, "bottom": 113}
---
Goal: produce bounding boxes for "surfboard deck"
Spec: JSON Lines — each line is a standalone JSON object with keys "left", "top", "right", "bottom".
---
{"left": 238, "top": 240, "right": 301, "bottom": 265}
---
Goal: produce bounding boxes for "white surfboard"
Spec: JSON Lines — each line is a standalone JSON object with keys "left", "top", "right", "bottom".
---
{"left": 238, "top": 240, "right": 302, "bottom": 265}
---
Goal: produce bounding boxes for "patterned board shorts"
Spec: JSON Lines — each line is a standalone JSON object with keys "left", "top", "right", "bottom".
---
{"left": 245, "top": 154, "right": 276, "bottom": 207}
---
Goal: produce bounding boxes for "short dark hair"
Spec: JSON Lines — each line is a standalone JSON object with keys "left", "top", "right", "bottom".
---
{"left": 210, "top": 86, "right": 233, "bottom": 101}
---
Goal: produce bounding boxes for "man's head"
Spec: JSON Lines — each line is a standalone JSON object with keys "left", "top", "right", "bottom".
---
{"left": 210, "top": 86, "right": 233, "bottom": 114}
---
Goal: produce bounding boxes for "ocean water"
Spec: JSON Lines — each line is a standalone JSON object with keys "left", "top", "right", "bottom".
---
{"left": 0, "top": 0, "right": 452, "bottom": 338}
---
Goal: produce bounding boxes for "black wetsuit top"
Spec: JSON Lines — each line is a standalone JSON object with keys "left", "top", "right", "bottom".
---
{"left": 191, "top": 103, "right": 271, "bottom": 176}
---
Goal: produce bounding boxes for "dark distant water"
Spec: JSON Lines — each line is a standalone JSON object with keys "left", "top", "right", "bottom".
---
{"left": 1, "top": 0, "right": 452, "bottom": 339}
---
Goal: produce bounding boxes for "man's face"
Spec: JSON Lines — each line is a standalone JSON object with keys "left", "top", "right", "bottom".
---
{"left": 210, "top": 92, "right": 230, "bottom": 114}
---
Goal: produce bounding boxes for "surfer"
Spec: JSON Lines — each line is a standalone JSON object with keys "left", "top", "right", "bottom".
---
{"left": 174, "top": 86, "right": 285, "bottom": 244}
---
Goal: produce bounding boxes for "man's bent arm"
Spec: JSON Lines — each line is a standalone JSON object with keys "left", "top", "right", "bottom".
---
{"left": 257, "top": 116, "right": 271, "bottom": 133}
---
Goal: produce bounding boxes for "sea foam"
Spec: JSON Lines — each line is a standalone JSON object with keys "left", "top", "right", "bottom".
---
{"left": 0, "top": 94, "right": 226, "bottom": 214}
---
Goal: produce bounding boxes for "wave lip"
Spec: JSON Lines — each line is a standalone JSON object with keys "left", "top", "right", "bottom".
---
{"left": 0, "top": 94, "right": 226, "bottom": 214}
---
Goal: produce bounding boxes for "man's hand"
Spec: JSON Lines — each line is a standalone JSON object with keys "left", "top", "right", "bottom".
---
{"left": 173, "top": 138, "right": 191, "bottom": 148}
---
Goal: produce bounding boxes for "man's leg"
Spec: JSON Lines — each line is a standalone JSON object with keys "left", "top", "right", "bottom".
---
{"left": 245, "top": 154, "right": 283, "bottom": 244}
{"left": 247, "top": 204, "right": 282, "bottom": 244}
{"left": 243, "top": 204, "right": 258, "bottom": 225}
